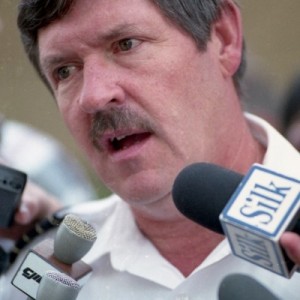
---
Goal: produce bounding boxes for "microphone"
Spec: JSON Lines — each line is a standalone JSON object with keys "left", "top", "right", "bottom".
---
{"left": 0, "top": 164, "right": 27, "bottom": 227}
{"left": 218, "top": 273, "right": 280, "bottom": 300}
{"left": 26, "top": 270, "right": 81, "bottom": 300}
{"left": 172, "top": 162, "right": 242, "bottom": 234}
{"left": 54, "top": 214, "right": 97, "bottom": 264}
{"left": 172, "top": 162, "right": 300, "bottom": 278}
{"left": 36, "top": 270, "right": 81, "bottom": 300}
{"left": 12, "top": 214, "right": 97, "bottom": 299}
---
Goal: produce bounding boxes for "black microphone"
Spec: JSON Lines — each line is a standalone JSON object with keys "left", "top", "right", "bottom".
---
{"left": 172, "top": 162, "right": 243, "bottom": 234}
{"left": 218, "top": 273, "right": 280, "bottom": 300}
{"left": 0, "top": 164, "right": 27, "bottom": 227}
{"left": 172, "top": 162, "right": 300, "bottom": 278}
{"left": 12, "top": 214, "right": 97, "bottom": 299}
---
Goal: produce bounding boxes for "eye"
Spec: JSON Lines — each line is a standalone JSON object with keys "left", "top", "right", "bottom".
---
{"left": 55, "top": 65, "right": 77, "bottom": 81}
{"left": 113, "top": 38, "right": 141, "bottom": 53}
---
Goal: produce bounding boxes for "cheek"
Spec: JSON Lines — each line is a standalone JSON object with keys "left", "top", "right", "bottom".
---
{"left": 57, "top": 102, "right": 75, "bottom": 131}
{"left": 138, "top": 59, "right": 198, "bottom": 111}
{"left": 152, "top": 51, "right": 210, "bottom": 104}
{"left": 58, "top": 102, "right": 91, "bottom": 150}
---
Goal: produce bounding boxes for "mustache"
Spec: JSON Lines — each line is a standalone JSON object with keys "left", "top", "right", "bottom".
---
{"left": 90, "top": 107, "right": 156, "bottom": 150}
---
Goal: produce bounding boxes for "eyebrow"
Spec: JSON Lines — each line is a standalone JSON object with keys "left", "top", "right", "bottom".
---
{"left": 41, "top": 56, "right": 67, "bottom": 72}
{"left": 98, "top": 23, "right": 142, "bottom": 43}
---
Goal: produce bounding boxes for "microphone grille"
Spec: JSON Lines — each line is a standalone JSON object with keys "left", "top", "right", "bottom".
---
{"left": 63, "top": 214, "right": 97, "bottom": 242}
{"left": 45, "top": 270, "right": 81, "bottom": 290}
{"left": 37, "top": 270, "right": 81, "bottom": 300}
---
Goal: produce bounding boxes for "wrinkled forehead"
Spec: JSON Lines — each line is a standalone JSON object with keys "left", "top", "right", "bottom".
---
{"left": 38, "top": 0, "right": 162, "bottom": 37}
{"left": 56, "top": 0, "right": 156, "bottom": 20}
{"left": 37, "top": 0, "right": 170, "bottom": 70}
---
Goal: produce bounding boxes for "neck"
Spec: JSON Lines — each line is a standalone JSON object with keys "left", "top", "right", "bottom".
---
{"left": 133, "top": 208, "right": 224, "bottom": 277}
{"left": 227, "top": 113, "right": 266, "bottom": 174}
{"left": 131, "top": 114, "right": 266, "bottom": 277}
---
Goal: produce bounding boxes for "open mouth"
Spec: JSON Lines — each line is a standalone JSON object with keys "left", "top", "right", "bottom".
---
{"left": 109, "top": 132, "right": 151, "bottom": 152}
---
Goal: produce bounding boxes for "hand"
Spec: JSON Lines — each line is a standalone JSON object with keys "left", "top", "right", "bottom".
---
{"left": 280, "top": 232, "right": 300, "bottom": 266}
{"left": 0, "top": 180, "right": 62, "bottom": 241}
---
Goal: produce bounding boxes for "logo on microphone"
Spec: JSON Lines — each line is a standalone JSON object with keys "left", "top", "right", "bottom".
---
{"left": 220, "top": 164, "right": 300, "bottom": 277}
{"left": 22, "top": 267, "right": 42, "bottom": 283}
{"left": 223, "top": 165, "right": 299, "bottom": 236}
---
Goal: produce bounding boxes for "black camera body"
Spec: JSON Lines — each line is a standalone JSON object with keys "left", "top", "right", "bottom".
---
{"left": 0, "top": 165, "right": 27, "bottom": 227}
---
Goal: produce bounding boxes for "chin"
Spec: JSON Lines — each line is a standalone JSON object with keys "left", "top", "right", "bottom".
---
{"left": 115, "top": 179, "right": 170, "bottom": 206}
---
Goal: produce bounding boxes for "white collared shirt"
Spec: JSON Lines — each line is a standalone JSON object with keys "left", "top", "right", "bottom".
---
{"left": 4, "top": 114, "right": 300, "bottom": 299}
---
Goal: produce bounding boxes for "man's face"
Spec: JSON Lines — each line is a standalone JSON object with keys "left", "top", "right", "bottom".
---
{"left": 38, "top": 0, "right": 239, "bottom": 208}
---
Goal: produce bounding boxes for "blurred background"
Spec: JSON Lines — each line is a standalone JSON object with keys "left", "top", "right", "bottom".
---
{"left": 0, "top": 0, "right": 300, "bottom": 201}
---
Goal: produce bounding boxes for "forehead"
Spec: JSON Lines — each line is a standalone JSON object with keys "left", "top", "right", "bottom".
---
{"left": 66, "top": 0, "right": 156, "bottom": 19}
{"left": 39, "top": 0, "right": 164, "bottom": 38}
{"left": 38, "top": 0, "right": 170, "bottom": 56}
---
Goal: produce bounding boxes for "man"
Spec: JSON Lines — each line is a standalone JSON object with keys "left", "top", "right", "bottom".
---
{"left": 2, "top": 0, "right": 300, "bottom": 299}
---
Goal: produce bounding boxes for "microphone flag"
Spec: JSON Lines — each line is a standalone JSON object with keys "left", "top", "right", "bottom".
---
{"left": 220, "top": 164, "right": 300, "bottom": 278}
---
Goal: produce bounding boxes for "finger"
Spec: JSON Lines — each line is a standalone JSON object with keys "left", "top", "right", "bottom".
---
{"left": 14, "top": 201, "right": 33, "bottom": 225}
{"left": 15, "top": 181, "right": 62, "bottom": 225}
{"left": 280, "top": 232, "right": 300, "bottom": 264}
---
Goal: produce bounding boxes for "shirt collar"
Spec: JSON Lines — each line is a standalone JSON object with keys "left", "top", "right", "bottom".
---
{"left": 245, "top": 113, "right": 300, "bottom": 177}
{"left": 82, "top": 198, "right": 184, "bottom": 288}
{"left": 192, "top": 113, "right": 300, "bottom": 272}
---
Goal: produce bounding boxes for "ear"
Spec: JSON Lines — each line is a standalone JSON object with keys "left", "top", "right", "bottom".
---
{"left": 211, "top": 0, "right": 243, "bottom": 78}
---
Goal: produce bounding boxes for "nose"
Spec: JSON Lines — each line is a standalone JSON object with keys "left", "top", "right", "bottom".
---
{"left": 78, "top": 58, "right": 125, "bottom": 113}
